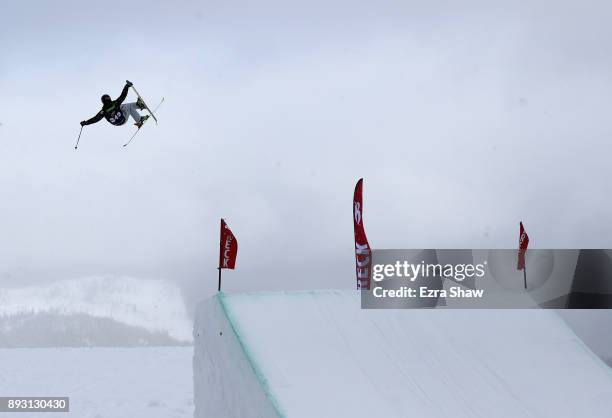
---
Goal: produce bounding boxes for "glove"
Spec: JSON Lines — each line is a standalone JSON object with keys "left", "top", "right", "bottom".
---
{"left": 80, "top": 121, "right": 86, "bottom": 126}
{"left": 125, "top": 80, "right": 133, "bottom": 87}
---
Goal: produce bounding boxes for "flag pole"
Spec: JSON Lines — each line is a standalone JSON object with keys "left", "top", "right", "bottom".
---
{"left": 218, "top": 218, "right": 222, "bottom": 293}
{"left": 523, "top": 258, "right": 527, "bottom": 290}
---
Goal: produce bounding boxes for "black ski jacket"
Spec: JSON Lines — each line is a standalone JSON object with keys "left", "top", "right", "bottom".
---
{"left": 82, "top": 84, "right": 130, "bottom": 126}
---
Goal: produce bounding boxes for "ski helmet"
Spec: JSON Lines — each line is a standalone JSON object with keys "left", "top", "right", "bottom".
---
{"left": 101, "top": 94, "right": 111, "bottom": 104}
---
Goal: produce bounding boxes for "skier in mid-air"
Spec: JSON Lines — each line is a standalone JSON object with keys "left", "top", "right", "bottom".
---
{"left": 80, "top": 81, "right": 149, "bottom": 128}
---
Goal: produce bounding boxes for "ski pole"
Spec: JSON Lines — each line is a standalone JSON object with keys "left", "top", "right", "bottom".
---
{"left": 74, "top": 125, "right": 84, "bottom": 149}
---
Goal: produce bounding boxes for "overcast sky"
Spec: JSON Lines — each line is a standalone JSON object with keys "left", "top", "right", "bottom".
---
{"left": 2, "top": 1, "right": 612, "bottom": 311}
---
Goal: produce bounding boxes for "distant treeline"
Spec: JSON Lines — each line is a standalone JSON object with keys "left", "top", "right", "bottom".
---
{"left": 0, "top": 311, "right": 192, "bottom": 348}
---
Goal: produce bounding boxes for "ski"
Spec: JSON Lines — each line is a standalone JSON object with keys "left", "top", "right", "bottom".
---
{"left": 123, "top": 98, "right": 164, "bottom": 147}
{"left": 128, "top": 81, "right": 159, "bottom": 124}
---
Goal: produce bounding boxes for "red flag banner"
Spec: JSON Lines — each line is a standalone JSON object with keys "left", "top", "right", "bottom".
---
{"left": 353, "top": 179, "right": 372, "bottom": 290}
{"left": 517, "top": 221, "right": 529, "bottom": 270}
{"left": 219, "top": 219, "right": 238, "bottom": 270}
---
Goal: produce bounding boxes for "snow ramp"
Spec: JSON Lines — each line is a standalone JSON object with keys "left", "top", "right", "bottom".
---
{"left": 193, "top": 290, "right": 612, "bottom": 418}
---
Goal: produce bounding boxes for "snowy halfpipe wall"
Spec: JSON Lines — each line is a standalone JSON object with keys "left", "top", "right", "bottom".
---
{"left": 193, "top": 290, "right": 612, "bottom": 418}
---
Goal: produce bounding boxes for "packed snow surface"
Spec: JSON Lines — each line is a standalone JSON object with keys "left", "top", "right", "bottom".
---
{"left": 0, "top": 346, "right": 193, "bottom": 418}
{"left": 194, "top": 290, "right": 612, "bottom": 418}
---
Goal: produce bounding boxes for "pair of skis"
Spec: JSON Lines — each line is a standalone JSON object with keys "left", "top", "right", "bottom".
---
{"left": 123, "top": 81, "right": 163, "bottom": 147}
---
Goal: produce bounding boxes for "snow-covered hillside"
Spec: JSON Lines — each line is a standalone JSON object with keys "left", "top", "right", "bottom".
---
{"left": 0, "top": 312, "right": 188, "bottom": 347}
{"left": 194, "top": 290, "right": 612, "bottom": 418}
{"left": 0, "top": 276, "right": 192, "bottom": 344}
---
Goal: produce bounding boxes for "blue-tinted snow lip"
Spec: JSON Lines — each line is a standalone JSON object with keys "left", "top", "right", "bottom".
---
{"left": 217, "top": 291, "right": 286, "bottom": 418}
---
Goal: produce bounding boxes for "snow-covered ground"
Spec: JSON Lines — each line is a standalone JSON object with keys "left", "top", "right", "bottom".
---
{"left": 3, "top": 288, "right": 612, "bottom": 418}
{"left": 195, "top": 290, "right": 612, "bottom": 418}
{"left": 0, "top": 347, "right": 193, "bottom": 418}
{"left": 0, "top": 278, "right": 193, "bottom": 417}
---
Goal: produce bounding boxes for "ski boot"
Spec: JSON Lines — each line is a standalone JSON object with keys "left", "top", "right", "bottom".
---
{"left": 136, "top": 97, "right": 146, "bottom": 110}
{"left": 134, "top": 115, "right": 149, "bottom": 128}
